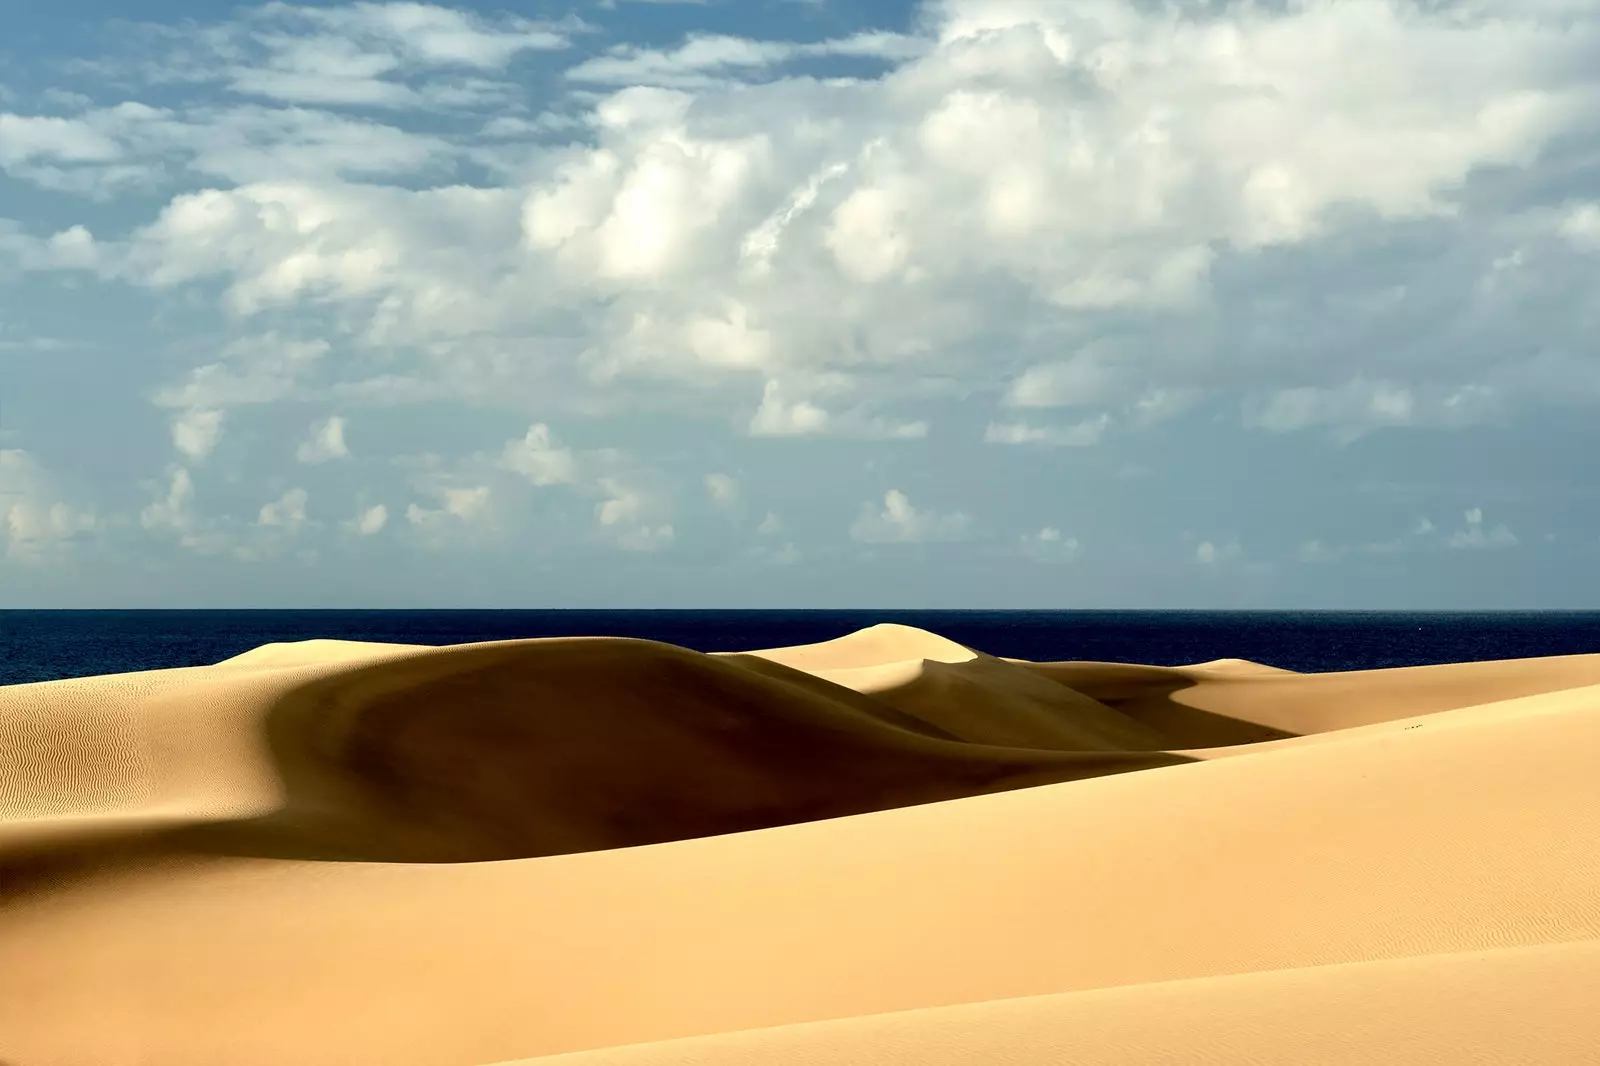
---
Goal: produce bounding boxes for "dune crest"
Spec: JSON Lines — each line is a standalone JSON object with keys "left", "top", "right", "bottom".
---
{"left": 4, "top": 623, "right": 1600, "bottom": 1064}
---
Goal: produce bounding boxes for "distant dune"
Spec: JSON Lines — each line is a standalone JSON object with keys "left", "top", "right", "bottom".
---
{"left": 3, "top": 623, "right": 1599, "bottom": 1064}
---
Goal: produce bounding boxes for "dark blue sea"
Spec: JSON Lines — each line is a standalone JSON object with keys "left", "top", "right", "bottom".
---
{"left": 5, "top": 610, "right": 1600, "bottom": 686}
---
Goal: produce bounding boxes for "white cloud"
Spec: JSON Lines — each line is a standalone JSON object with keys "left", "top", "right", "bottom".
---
{"left": 1, "top": 450, "right": 96, "bottom": 561}
{"left": 141, "top": 466, "right": 196, "bottom": 533}
{"left": 499, "top": 423, "right": 578, "bottom": 486}
{"left": 595, "top": 478, "right": 674, "bottom": 551}
{"left": 51, "top": 0, "right": 1593, "bottom": 447}
{"left": 567, "top": 32, "right": 926, "bottom": 89}
{"left": 138, "top": 466, "right": 233, "bottom": 554}
{"left": 296, "top": 416, "right": 348, "bottom": 463}
{"left": 851, "top": 489, "right": 970, "bottom": 544}
{"left": 1195, "top": 539, "right": 1242, "bottom": 567}
{"left": 9, "top": 0, "right": 1600, "bottom": 592}
{"left": 1004, "top": 349, "right": 1121, "bottom": 409}
{"left": 4, "top": 500, "right": 96, "bottom": 560}
{"left": 1021, "top": 526, "right": 1080, "bottom": 562}
{"left": 406, "top": 484, "right": 491, "bottom": 526}
{"left": 704, "top": 472, "right": 739, "bottom": 507}
{"left": 1559, "top": 202, "right": 1600, "bottom": 251}
{"left": 1301, "top": 509, "right": 1518, "bottom": 562}
{"left": 134, "top": 3, "right": 579, "bottom": 111}
{"left": 171, "top": 408, "right": 224, "bottom": 460}
{"left": 258, "top": 487, "right": 309, "bottom": 529}
{"left": 1447, "top": 507, "right": 1519, "bottom": 550}
{"left": 984, "top": 414, "right": 1109, "bottom": 447}
{"left": 0, "top": 113, "right": 121, "bottom": 167}
{"left": 154, "top": 335, "right": 331, "bottom": 410}
{"left": 748, "top": 380, "right": 928, "bottom": 439}
{"left": 749, "top": 380, "right": 831, "bottom": 436}
{"left": 350, "top": 503, "right": 388, "bottom": 535}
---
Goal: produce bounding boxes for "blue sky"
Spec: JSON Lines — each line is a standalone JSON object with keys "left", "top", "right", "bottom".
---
{"left": 2, "top": 0, "right": 1599, "bottom": 608}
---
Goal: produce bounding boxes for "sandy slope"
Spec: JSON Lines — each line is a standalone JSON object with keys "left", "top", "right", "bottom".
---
{"left": 3, "top": 623, "right": 1599, "bottom": 1064}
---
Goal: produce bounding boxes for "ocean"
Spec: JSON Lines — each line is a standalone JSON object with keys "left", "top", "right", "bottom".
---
{"left": 5, "top": 609, "right": 1600, "bottom": 687}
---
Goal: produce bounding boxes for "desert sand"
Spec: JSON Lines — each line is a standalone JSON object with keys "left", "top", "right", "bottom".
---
{"left": 2, "top": 622, "right": 1599, "bottom": 1064}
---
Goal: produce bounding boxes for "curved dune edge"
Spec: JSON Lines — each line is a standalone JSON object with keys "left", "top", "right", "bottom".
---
{"left": 4, "top": 625, "right": 1600, "bottom": 1064}
{"left": 493, "top": 939, "right": 1600, "bottom": 1065}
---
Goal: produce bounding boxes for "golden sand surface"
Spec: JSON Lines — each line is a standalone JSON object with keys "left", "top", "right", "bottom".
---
{"left": 3, "top": 623, "right": 1598, "bottom": 1064}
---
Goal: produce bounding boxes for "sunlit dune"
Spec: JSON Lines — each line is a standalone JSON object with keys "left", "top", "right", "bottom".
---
{"left": 3, "top": 624, "right": 1599, "bottom": 1064}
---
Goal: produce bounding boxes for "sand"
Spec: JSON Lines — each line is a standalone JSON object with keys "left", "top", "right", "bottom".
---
{"left": 2, "top": 623, "right": 1598, "bottom": 1064}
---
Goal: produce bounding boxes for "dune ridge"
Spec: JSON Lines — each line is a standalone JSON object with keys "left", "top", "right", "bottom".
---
{"left": 3, "top": 622, "right": 1599, "bottom": 1063}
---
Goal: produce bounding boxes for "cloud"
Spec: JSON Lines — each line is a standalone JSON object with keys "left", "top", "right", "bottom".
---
{"left": 499, "top": 423, "right": 578, "bottom": 486}
{"left": 1020, "top": 526, "right": 1080, "bottom": 562}
{"left": 10, "top": 0, "right": 1600, "bottom": 595}
{"left": 406, "top": 484, "right": 491, "bottom": 527}
{"left": 1, "top": 450, "right": 96, "bottom": 561}
{"left": 0, "top": 113, "right": 121, "bottom": 167}
{"left": 138, "top": 466, "right": 233, "bottom": 554}
{"left": 1559, "top": 202, "right": 1600, "bottom": 251}
{"left": 140, "top": 467, "right": 196, "bottom": 533}
{"left": 748, "top": 380, "right": 928, "bottom": 439}
{"left": 296, "top": 416, "right": 349, "bottom": 463}
{"left": 1301, "top": 510, "right": 1517, "bottom": 562}
{"left": 595, "top": 478, "right": 674, "bottom": 551}
{"left": 171, "top": 408, "right": 224, "bottom": 461}
{"left": 257, "top": 487, "right": 309, "bottom": 530}
{"left": 704, "top": 472, "right": 739, "bottom": 507}
{"left": 566, "top": 32, "right": 927, "bottom": 89}
{"left": 984, "top": 414, "right": 1109, "bottom": 447}
{"left": 851, "top": 489, "right": 969, "bottom": 544}
{"left": 153, "top": 335, "right": 331, "bottom": 410}
{"left": 1447, "top": 507, "right": 1519, "bottom": 550}
{"left": 1003, "top": 350, "right": 1120, "bottom": 409}
{"left": 40, "top": 0, "right": 1594, "bottom": 449}
{"left": 1195, "top": 539, "right": 1242, "bottom": 567}
{"left": 748, "top": 381, "right": 830, "bottom": 436}
{"left": 350, "top": 503, "right": 389, "bottom": 535}
{"left": 122, "top": 3, "right": 580, "bottom": 111}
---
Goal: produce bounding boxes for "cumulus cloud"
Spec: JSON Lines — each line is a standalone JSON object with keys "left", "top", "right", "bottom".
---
{"left": 1195, "top": 539, "right": 1242, "bottom": 567}
{"left": 171, "top": 408, "right": 224, "bottom": 460}
{"left": 1004, "top": 350, "right": 1121, "bottom": 409}
{"left": 116, "top": 2, "right": 579, "bottom": 112}
{"left": 1301, "top": 510, "right": 1517, "bottom": 562}
{"left": 704, "top": 472, "right": 739, "bottom": 507}
{"left": 499, "top": 423, "right": 578, "bottom": 486}
{"left": 1020, "top": 526, "right": 1080, "bottom": 562}
{"left": 567, "top": 31, "right": 926, "bottom": 90}
{"left": 36, "top": 0, "right": 1592, "bottom": 448}
{"left": 1447, "top": 507, "right": 1519, "bottom": 550}
{"left": 406, "top": 484, "right": 491, "bottom": 527}
{"left": 9, "top": 0, "right": 1600, "bottom": 597}
{"left": 257, "top": 487, "right": 309, "bottom": 529}
{"left": 595, "top": 478, "right": 674, "bottom": 551}
{"left": 1558, "top": 202, "right": 1600, "bottom": 251}
{"left": 851, "top": 489, "right": 970, "bottom": 544}
{"left": 984, "top": 414, "right": 1109, "bottom": 447}
{"left": 153, "top": 335, "right": 331, "bottom": 410}
{"left": 350, "top": 503, "right": 389, "bottom": 535}
{"left": 1, "top": 450, "right": 96, "bottom": 560}
{"left": 138, "top": 466, "right": 233, "bottom": 554}
{"left": 296, "top": 416, "right": 349, "bottom": 463}
{"left": 748, "top": 381, "right": 831, "bottom": 437}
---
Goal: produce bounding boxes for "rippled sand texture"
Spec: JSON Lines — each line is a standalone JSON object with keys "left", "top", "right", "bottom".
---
{"left": 4, "top": 624, "right": 1599, "bottom": 1064}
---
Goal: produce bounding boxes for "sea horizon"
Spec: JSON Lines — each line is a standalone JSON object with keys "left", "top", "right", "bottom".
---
{"left": 7, "top": 607, "right": 1600, "bottom": 687}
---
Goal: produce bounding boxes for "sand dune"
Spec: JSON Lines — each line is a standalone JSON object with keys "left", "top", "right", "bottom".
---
{"left": 3, "top": 623, "right": 1599, "bottom": 1063}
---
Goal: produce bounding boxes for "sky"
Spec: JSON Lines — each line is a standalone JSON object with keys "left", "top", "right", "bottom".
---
{"left": 2, "top": 0, "right": 1599, "bottom": 609}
